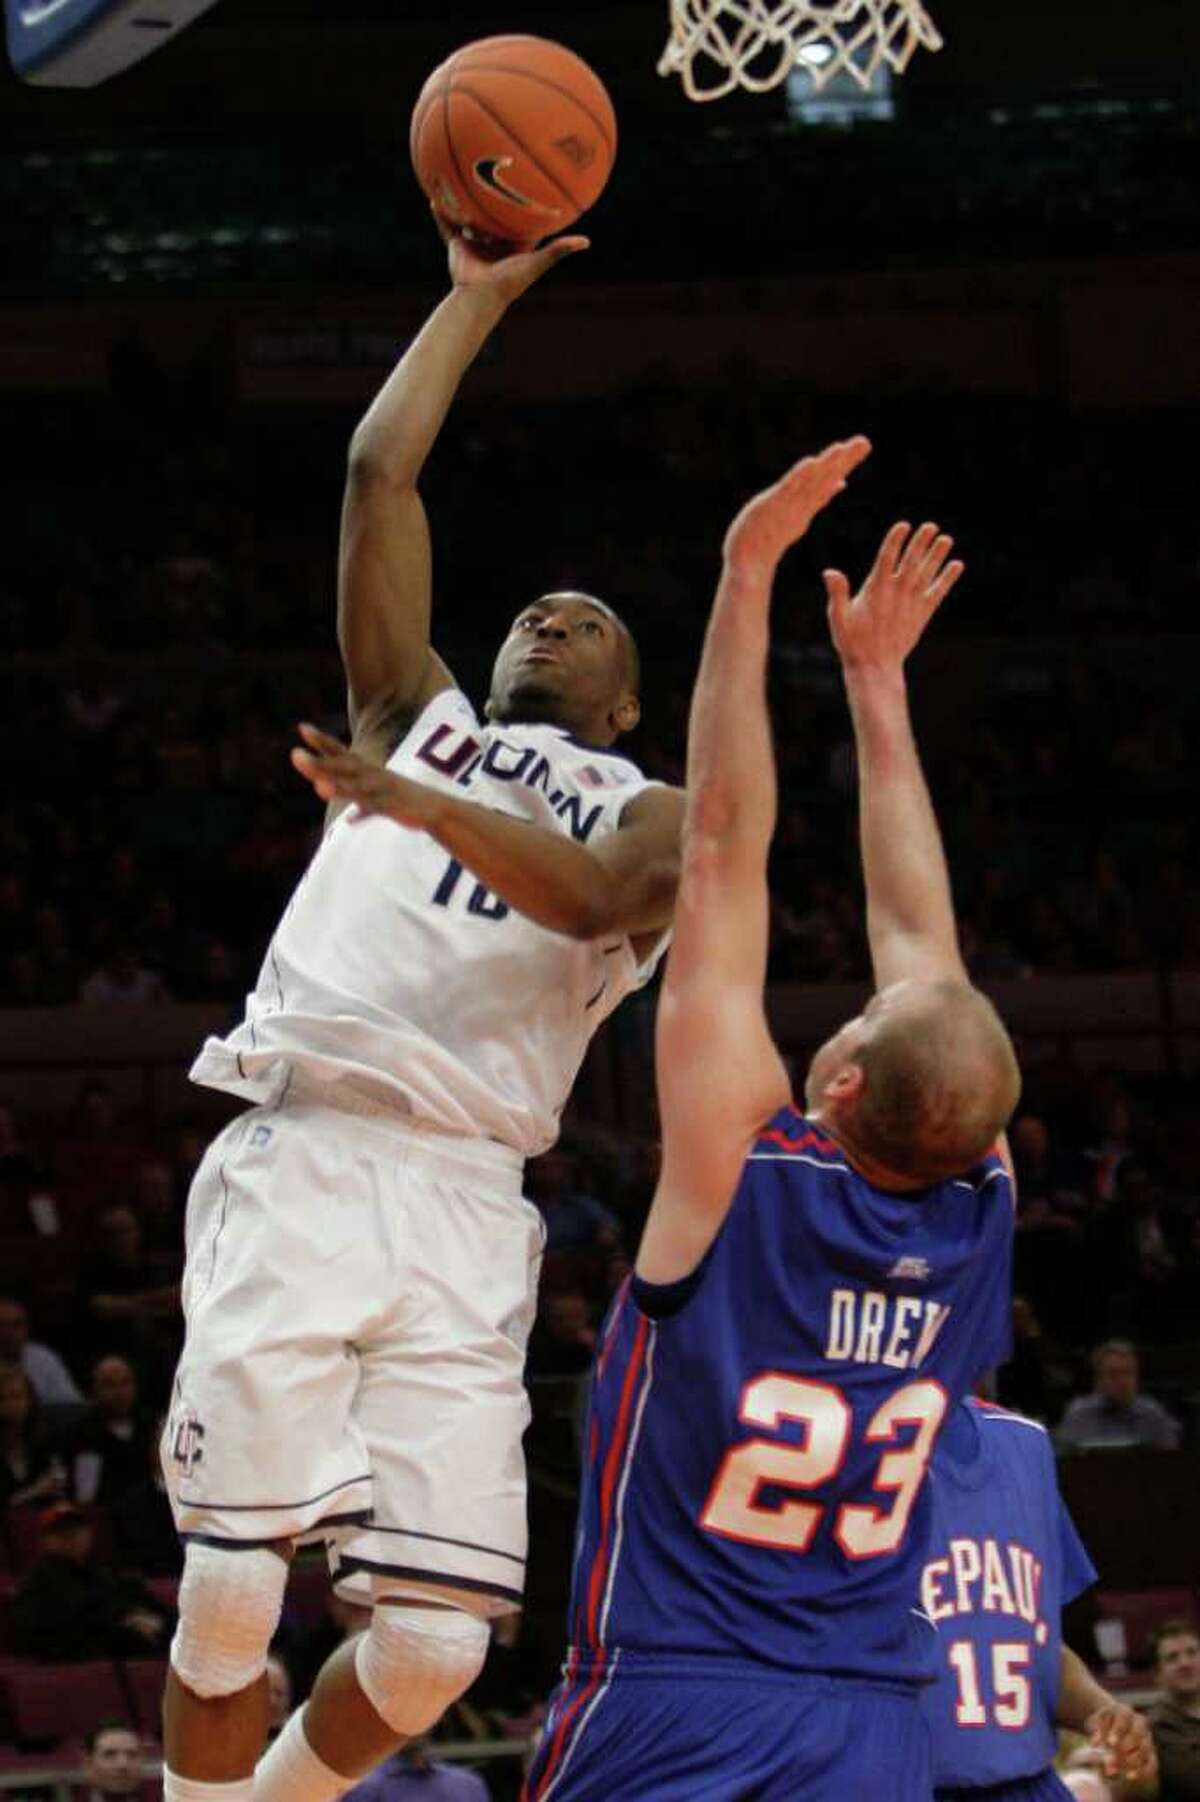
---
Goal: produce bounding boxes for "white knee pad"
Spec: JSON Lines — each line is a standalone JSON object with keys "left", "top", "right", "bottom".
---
{"left": 170, "top": 1543, "right": 289, "bottom": 1700}
{"left": 355, "top": 1603, "right": 489, "bottom": 1737}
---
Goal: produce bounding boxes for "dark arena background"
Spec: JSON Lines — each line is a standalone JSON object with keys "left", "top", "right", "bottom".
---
{"left": 2, "top": 0, "right": 1200, "bottom": 1794}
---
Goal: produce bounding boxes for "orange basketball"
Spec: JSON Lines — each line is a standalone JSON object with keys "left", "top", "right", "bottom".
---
{"left": 410, "top": 35, "right": 617, "bottom": 247}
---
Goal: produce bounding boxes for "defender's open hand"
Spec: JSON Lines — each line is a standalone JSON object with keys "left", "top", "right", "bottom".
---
{"left": 722, "top": 436, "right": 871, "bottom": 574}
{"left": 825, "top": 519, "right": 964, "bottom": 673}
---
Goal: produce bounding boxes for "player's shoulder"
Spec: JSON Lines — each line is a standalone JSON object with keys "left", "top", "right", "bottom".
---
{"left": 965, "top": 1398, "right": 1054, "bottom": 1475}
{"left": 391, "top": 684, "right": 479, "bottom": 746}
{"left": 966, "top": 1396, "right": 1049, "bottom": 1436}
{"left": 946, "top": 1143, "right": 1013, "bottom": 1199}
{"left": 747, "top": 1105, "right": 848, "bottom": 1172}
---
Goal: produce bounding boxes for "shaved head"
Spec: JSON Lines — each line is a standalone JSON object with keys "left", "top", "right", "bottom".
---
{"left": 807, "top": 979, "right": 1020, "bottom": 1185}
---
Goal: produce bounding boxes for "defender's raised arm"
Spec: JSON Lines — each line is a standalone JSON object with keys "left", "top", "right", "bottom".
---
{"left": 638, "top": 438, "right": 871, "bottom": 1283}
{"left": 338, "top": 228, "right": 587, "bottom": 735}
{"left": 816, "top": 525, "right": 1020, "bottom": 1183}
{"left": 823, "top": 522, "right": 965, "bottom": 989}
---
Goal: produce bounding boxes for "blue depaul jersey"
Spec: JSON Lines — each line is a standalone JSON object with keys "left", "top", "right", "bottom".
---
{"left": 564, "top": 1108, "right": 1014, "bottom": 1690}
{"left": 922, "top": 1397, "right": 1097, "bottom": 1789}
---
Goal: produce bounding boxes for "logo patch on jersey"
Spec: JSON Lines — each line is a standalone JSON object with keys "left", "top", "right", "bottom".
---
{"left": 250, "top": 1124, "right": 273, "bottom": 1148}
{"left": 888, "top": 1255, "right": 931, "bottom": 1282}
{"left": 575, "top": 762, "right": 632, "bottom": 790}
{"left": 171, "top": 1411, "right": 206, "bottom": 1478}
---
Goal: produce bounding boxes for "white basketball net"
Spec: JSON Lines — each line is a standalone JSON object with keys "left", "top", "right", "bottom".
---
{"left": 658, "top": 0, "right": 943, "bottom": 103}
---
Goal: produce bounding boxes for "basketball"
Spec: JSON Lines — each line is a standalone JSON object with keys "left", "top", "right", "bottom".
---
{"left": 410, "top": 34, "right": 617, "bottom": 247}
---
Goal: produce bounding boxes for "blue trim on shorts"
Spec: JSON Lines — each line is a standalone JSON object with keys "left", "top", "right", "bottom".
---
{"left": 182, "top": 1510, "right": 371, "bottom": 1550}
{"left": 336, "top": 1554, "right": 523, "bottom": 1605}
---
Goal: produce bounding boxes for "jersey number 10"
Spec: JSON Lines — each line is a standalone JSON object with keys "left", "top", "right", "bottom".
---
{"left": 700, "top": 1373, "right": 946, "bottom": 1560}
{"left": 432, "top": 856, "right": 510, "bottom": 921}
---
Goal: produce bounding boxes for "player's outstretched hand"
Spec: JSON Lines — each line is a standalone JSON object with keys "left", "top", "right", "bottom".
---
{"left": 433, "top": 207, "right": 589, "bottom": 305}
{"left": 1083, "top": 1699, "right": 1158, "bottom": 1784}
{"left": 824, "top": 519, "right": 964, "bottom": 673}
{"left": 722, "top": 436, "right": 871, "bottom": 573}
{"left": 291, "top": 723, "right": 440, "bottom": 829}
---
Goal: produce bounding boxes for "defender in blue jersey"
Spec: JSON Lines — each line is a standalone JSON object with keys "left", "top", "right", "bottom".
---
{"left": 526, "top": 442, "right": 1026, "bottom": 1801}
{"left": 923, "top": 1397, "right": 1156, "bottom": 1801}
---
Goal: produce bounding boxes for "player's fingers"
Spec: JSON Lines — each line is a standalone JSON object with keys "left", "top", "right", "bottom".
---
{"left": 920, "top": 533, "right": 955, "bottom": 579}
{"left": 533, "top": 233, "right": 590, "bottom": 265}
{"left": 822, "top": 569, "right": 852, "bottom": 617}
{"left": 831, "top": 434, "right": 872, "bottom": 474}
{"left": 874, "top": 521, "right": 911, "bottom": 579}
{"left": 291, "top": 747, "right": 322, "bottom": 780}
{"left": 897, "top": 520, "right": 940, "bottom": 575}
{"left": 927, "top": 559, "right": 965, "bottom": 609}
{"left": 297, "top": 721, "right": 347, "bottom": 755}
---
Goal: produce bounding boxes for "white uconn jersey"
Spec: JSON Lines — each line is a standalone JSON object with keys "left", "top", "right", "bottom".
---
{"left": 191, "top": 690, "right": 667, "bottom": 1156}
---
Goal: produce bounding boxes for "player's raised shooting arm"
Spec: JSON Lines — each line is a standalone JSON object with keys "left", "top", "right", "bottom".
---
{"left": 638, "top": 440, "right": 870, "bottom": 1285}
{"left": 339, "top": 228, "right": 587, "bottom": 734}
{"left": 292, "top": 723, "right": 683, "bottom": 940}
{"left": 825, "top": 522, "right": 967, "bottom": 990}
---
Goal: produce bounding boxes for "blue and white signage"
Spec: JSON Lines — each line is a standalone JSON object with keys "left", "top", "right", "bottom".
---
{"left": 6, "top": 0, "right": 220, "bottom": 86}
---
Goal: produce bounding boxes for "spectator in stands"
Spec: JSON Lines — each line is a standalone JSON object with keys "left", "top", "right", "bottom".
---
{"left": 0, "top": 1102, "right": 57, "bottom": 1240}
{"left": 341, "top": 1737, "right": 489, "bottom": 1801}
{"left": 0, "top": 1293, "right": 82, "bottom": 1406}
{"left": 130, "top": 1155, "right": 184, "bottom": 1285}
{"left": 1011, "top": 1114, "right": 1086, "bottom": 1221}
{"left": 1082, "top": 1083, "right": 1139, "bottom": 1204}
{"left": 56, "top": 1080, "right": 147, "bottom": 1211}
{"left": 109, "top": 1412, "right": 182, "bottom": 1577}
{"left": 1089, "top": 1159, "right": 1191, "bottom": 1338}
{"left": 70, "top": 1355, "right": 155, "bottom": 1507}
{"left": 10, "top": 1500, "right": 173, "bottom": 1660}
{"left": 1056, "top": 1340, "right": 1181, "bottom": 1455}
{"left": 1148, "top": 1619, "right": 1200, "bottom": 1800}
{"left": 78, "top": 1718, "right": 145, "bottom": 1799}
{"left": 0, "top": 1366, "right": 66, "bottom": 1508}
{"left": 79, "top": 943, "right": 170, "bottom": 1007}
{"left": 995, "top": 1296, "right": 1062, "bottom": 1424}
{"left": 76, "top": 1203, "right": 180, "bottom": 1378}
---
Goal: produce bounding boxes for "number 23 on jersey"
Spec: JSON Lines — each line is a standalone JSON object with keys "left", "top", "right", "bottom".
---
{"left": 700, "top": 1372, "right": 947, "bottom": 1560}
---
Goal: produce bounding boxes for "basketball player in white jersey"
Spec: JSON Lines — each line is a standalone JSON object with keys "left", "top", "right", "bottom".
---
{"left": 159, "top": 222, "right": 685, "bottom": 1802}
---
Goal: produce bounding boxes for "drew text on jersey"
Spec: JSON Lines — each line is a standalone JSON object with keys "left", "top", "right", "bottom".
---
{"left": 824, "top": 1288, "right": 951, "bottom": 1371}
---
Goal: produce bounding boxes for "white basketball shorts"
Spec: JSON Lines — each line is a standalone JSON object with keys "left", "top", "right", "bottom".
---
{"left": 162, "top": 1091, "right": 543, "bottom": 1613}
